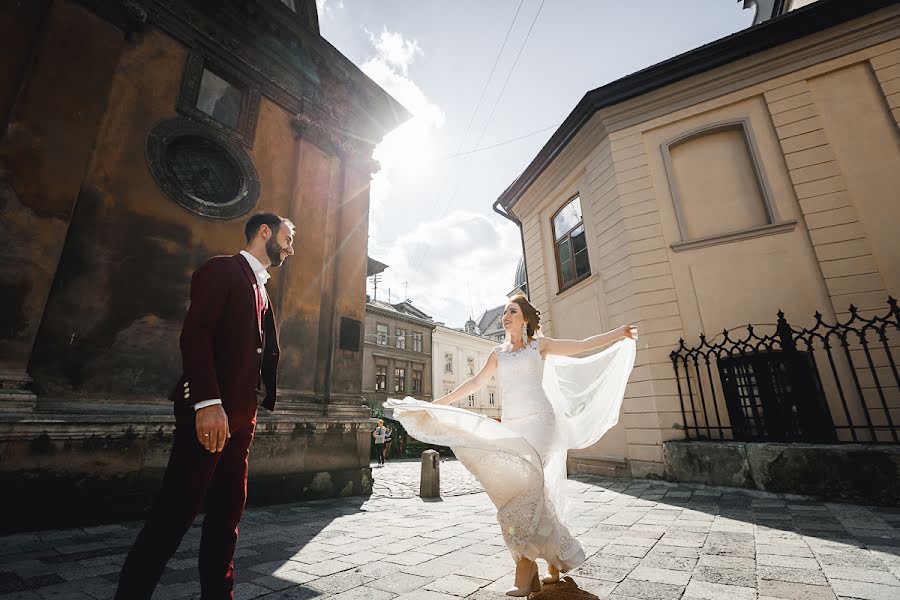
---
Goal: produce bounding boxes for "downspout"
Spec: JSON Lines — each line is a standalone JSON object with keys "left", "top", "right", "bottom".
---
{"left": 492, "top": 199, "right": 529, "bottom": 298}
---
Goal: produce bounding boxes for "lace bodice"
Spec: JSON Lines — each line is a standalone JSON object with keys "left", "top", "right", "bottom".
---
{"left": 495, "top": 339, "right": 553, "bottom": 423}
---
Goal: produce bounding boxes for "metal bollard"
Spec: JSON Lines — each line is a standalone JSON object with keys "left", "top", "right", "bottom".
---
{"left": 420, "top": 449, "right": 440, "bottom": 498}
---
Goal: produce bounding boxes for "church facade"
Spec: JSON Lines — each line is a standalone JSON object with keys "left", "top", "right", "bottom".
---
{"left": 0, "top": 0, "right": 407, "bottom": 530}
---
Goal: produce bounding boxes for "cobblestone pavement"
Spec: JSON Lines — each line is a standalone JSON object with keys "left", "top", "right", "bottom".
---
{"left": 371, "top": 459, "right": 484, "bottom": 499}
{"left": 2, "top": 475, "right": 900, "bottom": 600}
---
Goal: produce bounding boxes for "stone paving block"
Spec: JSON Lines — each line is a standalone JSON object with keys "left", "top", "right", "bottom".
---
{"left": 307, "top": 571, "right": 374, "bottom": 594}
{"left": 153, "top": 580, "right": 201, "bottom": 599}
{"left": 602, "top": 544, "right": 651, "bottom": 558}
{"left": 628, "top": 566, "right": 690, "bottom": 586}
{"left": 0, "top": 591, "right": 44, "bottom": 600}
{"left": 757, "top": 565, "right": 827, "bottom": 585}
{"left": 756, "top": 543, "right": 814, "bottom": 557}
{"left": 350, "top": 561, "right": 405, "bottom": 579}
{"left": 256, "top": 586, "right": 330, "bottom": 599}
{"left": 829, "top": 578, "right": 900, "bottom": 600}
{"left": 252, "top": 573, "right": 310, "bottom": 591}
{"left": 572, "top": 555, "right": 640, "bottom": 583}
{"left": 454, "top": 560, "right": 512, "bottom": 581}
{"left": 757, "top": 579, "right": 837, "bottom": 600}
{"left": 381, "top": 551, "right": 435, "bottom": 566}
{"left": 401, "top": 558, "right": 461, "bottom": 579}
{"left": 657, "top": 533, "right": 705, "bottom": 549}
{"left": 366, "top": 571, "right": 432, "bottom": 594}
{"left": 692, "top": 564, "right": 756, "bottom": 587}
{"left": 757, "top": 554, "right": 820, "bottom": 570}
{"left": 425, "top": 573, "right": 487, "bottom": 596}
{"left": 340, "top": 551, "right": 391, "bottom": 566}
{"left": 299, "top": 559, "right": 356, "bottom": 577}
{"left": 638, "top": 552, "right": 697, "bottom": 571}
{"left": 233, "top": 582, "right": 272, "bottom": 599}
{"left": 329, "top": 586, "right": 395, "bottom": 600}
{"left": 823, "top": 564, "right": 900, "bottom": 585}
{"left": 613, "top": 577, "right": 684, "bottom": 599}
{"left": 683, "top": 579, "right": 756, "bottom": 600}
{"left": 394, "top": 589, "right": 458, "bottom": 600}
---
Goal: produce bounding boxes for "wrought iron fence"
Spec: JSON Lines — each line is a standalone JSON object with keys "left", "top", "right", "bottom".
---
{"left": 670, "top": 298, "right": 900, "bottom": 444}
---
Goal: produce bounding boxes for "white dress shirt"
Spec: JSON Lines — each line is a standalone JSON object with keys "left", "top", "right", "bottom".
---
{"left": 193, "top": 251, "right": 270, "bottom": 411}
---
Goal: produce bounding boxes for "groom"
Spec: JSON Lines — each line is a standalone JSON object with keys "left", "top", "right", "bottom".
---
{"left": 115, "top": 213, "right": 295, "bottom": 600}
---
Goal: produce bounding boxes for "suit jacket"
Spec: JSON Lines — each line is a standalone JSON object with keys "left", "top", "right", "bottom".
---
{"left": 169, "top": 254, "right": 280, "bottom": 422}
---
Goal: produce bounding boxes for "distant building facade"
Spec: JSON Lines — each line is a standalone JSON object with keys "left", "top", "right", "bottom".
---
{"left": 432, "top": 324, "right": 501, "bottom": 419}
{"left": 362, "top": 298, "right": 436, "bottom": 408}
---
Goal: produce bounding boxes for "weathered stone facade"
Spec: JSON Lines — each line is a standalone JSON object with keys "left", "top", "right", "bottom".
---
{"left": 0, "top": 0, "right": 407, "bottom": 531}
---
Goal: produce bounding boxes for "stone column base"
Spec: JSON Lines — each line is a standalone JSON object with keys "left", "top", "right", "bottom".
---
{"left": 0, "top": 370, "right": 36, "bottom": 412}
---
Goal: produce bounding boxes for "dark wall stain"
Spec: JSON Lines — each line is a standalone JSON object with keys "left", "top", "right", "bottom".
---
{"left": 29, "top": 184, "right": 200, "bottom": 395}
{"left": 0, "top": 278, "right": 30, "bottom": 341}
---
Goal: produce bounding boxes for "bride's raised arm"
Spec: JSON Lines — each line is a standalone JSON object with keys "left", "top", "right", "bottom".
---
{"left": 540, "top": 325, "right": 638, "bottom": 357}
{"left": 431, "top": 351, "right": 499, "bottom": 406}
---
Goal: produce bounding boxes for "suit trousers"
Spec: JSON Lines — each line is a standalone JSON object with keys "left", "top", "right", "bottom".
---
{"left": 115, "top": 403, "right": 256, "bottom": 600}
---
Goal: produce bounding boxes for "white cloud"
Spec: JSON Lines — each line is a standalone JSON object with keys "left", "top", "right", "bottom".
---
{"left": 365, "top": 29, "right": 421, "bottom": 76}
{"left": 361, "top": 28, "right": 445, "bottom": 252}
{"left": 315, "top": 0, "right": 343, "bottom": 18}
{"left": 369, "top": 211, "right": 521, "bottom": 327}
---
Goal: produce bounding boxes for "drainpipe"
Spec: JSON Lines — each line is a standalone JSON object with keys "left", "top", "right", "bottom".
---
{"left": 492, "top": 199, "right": 529, "bottom": 298}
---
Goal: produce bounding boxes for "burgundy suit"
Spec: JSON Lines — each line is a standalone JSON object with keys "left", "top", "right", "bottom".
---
{"left": 116, "top": 254, "right": 279, "bottom": 600}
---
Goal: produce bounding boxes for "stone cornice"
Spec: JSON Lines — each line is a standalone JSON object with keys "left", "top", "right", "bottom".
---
{"left": 366, "top": 305, "right": 437, "bottom": 329}
{"left": 77, "top": 0, "right": 410, "bottom": 147}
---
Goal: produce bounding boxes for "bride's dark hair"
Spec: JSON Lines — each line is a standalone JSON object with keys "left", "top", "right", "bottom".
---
{"left": 508, "top": 294, "right": 541, "bottom": 339}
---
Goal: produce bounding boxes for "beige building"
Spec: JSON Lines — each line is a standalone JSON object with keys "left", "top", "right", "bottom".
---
{"left": 494, "top": 0, "right": 900, "bottom": 479}
{"left": 433, "top": 324, "right": 501, "bottom": 419}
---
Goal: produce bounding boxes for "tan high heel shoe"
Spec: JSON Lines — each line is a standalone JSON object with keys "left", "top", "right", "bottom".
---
{"left": 542, "top": 563, "right": 561, "bottom": 584}
{"left": 506, "top": 559, "right": 540, "bottom": 597}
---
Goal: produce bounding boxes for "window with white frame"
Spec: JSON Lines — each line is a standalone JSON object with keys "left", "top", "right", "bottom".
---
{"left": 396, "top": 328, "right": 406, "bottom": 350}
{"left": 376, "top": 323, "right": 388, "bottom": 346}
{"left": 411, "top": 332, "right": 423, "bottom": 352}
{"left": 444, "top": 353, "right": 453, "bottom": 374}
{"left": 489, "top": 392, "right": 495, "bottom": 406}
{"left": 468, "top": 394, "right": 475, "bottom": 407}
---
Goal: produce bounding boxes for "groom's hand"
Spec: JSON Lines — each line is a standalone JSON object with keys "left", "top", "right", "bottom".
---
{"left": 196, "top": 404, "right": 230, "bottom": 452}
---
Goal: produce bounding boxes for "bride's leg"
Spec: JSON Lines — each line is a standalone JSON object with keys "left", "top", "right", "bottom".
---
{"left": 506, "top": 557, "right": 540, "bottom": 597}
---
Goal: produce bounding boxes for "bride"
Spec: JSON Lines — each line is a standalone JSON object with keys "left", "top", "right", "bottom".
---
{"left": 386, "top": 294, "right": 637, "bottom": 596}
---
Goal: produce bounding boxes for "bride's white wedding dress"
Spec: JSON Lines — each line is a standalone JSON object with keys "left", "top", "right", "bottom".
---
{"left": 385, "top": 336, "right": 636, "bottom": 572}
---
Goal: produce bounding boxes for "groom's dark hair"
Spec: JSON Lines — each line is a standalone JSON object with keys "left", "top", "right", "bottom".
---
{"left": 245, "top": 212, "right": 292, "bottom": 242}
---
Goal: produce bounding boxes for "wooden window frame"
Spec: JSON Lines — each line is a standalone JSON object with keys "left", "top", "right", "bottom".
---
{"left": 412, "top": 370, "right": 422, "bottom": 394}
{"left": 394, "top": 367, "right": 406, "bottom": 394}
{"left": 177, "top": 49, "right": 261, "bottom": 148}
{"left": 375, "top": 365, "right": 387, "bottom": 391}
{"left": 552, "top": 194, "right": 591, "bottom": 293}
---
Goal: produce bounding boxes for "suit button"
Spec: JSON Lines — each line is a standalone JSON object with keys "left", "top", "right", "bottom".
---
{"left": 256, "top": 348, "right": 263, "bottom": 354}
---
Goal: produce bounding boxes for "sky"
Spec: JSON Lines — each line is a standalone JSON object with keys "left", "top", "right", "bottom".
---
{"left": 316, "top": 0, "right": 753, "bottom": 328}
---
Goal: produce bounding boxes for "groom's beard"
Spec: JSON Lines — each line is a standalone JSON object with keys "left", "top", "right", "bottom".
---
{"left": 266, "top": 237, "right": 285, "bottom": 267}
